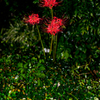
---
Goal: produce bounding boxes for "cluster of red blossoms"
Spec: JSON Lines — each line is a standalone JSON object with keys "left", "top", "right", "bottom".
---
{"left": 39, "top": 0, "right": 62, "bottom": 9}
{"left": 25, "top": 0, "right": 67, "bottom": 36}
{"left": 45, "top": 16, "right": 65, "bottom": 35}
{"left": 25, "top": 14, "right": 41, "bottom": 25}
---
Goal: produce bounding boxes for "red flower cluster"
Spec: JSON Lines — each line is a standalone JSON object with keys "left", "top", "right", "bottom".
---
{"left": 25, "top": 14, "right": 41, "bottom": 25}
{"left": 51, "top": 17, "right": 63, "bottom": 26}
{"left": 45, "top": 16, "right": 65, "bottom": 35}
{"left": 39, "top": 0, "right": 60, "bottom": 9}
{"left": 24, "top": 0, "right": 68, "bottom": 36}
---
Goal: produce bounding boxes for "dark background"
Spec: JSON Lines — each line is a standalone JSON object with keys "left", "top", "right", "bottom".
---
{"left": 0, "top": 0, "right": 43, "bottom": 29}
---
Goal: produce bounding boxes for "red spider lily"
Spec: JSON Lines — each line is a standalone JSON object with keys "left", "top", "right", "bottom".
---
{"left": 25, "top": 13, "right": 41, "bottom": 25}
{"left": 39, "top": 0, "right": 62, "bottom": 9}
{"left": 51, "top": 16, "right": 63, "bottom": 26}
{"left": 43, "top": 16, "right": 65, "bottom": 35}
{"left": 47, "top": 24, "right": 61, "bottom": 35}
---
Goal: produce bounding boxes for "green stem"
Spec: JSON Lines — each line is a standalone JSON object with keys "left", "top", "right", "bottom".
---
{"left": 51, "top": 8, "right": 53, "bottom": 19}
{"left": 49, "top": 34, "right": 53, "bottom": 58}
{"left": 53, "top": 34, "right": 58, "bottom": 62}
{"left": 49, "top": 8, "right": 54, "bottom": 58}
{"left": 36, "top": 24, "right": 46, "bottom": 59}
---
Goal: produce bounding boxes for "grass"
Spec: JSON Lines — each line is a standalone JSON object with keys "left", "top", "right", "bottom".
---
{"left": 0, "top": 43, "right": 100, "bottom": 100}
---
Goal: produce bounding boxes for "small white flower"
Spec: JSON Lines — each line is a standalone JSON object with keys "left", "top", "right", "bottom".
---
{"left": 29, "top": 66, "right": 31, "bottom": 68}
{"left": 57, "top": 82, "right": 60, "bottom": 87}
{"left": 61, "top": 53, "right": 63, "bottom": 57}
{"left": 9, "top": 90, "right": 12, "bottom": 94}
{"left": 27, "top": 44, "right": 29, "bottom": 47}
{"left": 22, "top": 98, "right": 26, "bottom": 100}
{"left": 43, "top": 86, "right": 45, "bottom": 88}
{"left": 43, "top": 48, "right": 50, "bottom": 53}
{"left": 85, "top": 74, "right": 87, "bottom": 78}
{"left": 15, "top": 75, "right": 19, "bottom": 79}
